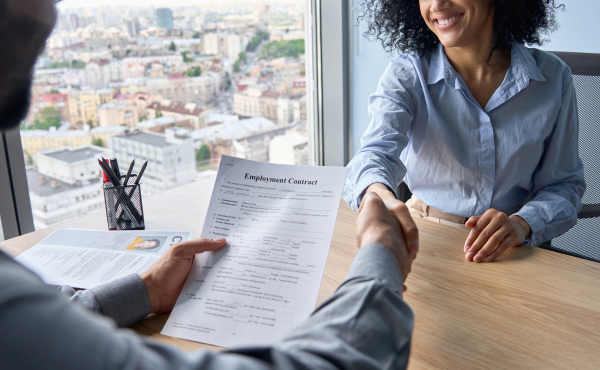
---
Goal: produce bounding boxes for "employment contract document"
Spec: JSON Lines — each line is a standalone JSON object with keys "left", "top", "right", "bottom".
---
{"left": 162, "top": 156, "right": 347, "bottom": 347}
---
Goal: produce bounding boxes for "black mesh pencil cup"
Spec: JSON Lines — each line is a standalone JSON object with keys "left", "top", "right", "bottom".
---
{"left": 103, "top": 175, "right": 145, "bottom": 230}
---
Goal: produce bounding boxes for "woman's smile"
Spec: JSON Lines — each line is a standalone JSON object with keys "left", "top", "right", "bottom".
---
{"left": 432, "top": 12, "right": 464, "bottom": 30}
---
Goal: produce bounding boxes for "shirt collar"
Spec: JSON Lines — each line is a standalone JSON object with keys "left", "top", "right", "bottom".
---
{"left": 426, "top": 42, "right": 546, "bottom": 87}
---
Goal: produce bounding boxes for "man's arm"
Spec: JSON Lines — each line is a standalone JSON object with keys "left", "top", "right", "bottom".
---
{"left": 0, "top": 194, "right": 416, "bottom": 370}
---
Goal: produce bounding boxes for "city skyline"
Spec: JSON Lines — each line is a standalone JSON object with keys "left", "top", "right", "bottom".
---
{"left": 58, "top": 0, "right": 303, "bottom": 10}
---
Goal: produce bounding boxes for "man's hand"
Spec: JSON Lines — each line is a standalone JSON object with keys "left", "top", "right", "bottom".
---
{"left": 357, "top": 192, "right": 417, "bottom": 292}
{"left": 366, "top": 183, "right": 419, "bottom": 254}
{"left": 140, "top": 238, "right": 226, "bottom": 313}
{"left": 464, "top": 209, "right": 531, "bottom": 262}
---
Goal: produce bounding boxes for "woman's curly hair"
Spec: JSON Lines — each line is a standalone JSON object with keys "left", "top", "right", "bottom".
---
{"left": 359, "top": 0, "right": 564, "bottom": 58}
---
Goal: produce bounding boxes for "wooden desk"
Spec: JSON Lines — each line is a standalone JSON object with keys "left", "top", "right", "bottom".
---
{"left": 2, "top": 176, "right": 600, "bottom": 369}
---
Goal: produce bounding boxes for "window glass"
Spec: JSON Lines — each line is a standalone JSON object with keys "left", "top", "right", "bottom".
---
{"left": 21, "top": 0, "right": 312, "bottom": 231}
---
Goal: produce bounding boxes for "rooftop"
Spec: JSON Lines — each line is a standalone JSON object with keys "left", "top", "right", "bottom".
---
{"left": 115, "top": 131, "right": 170, "bottom": 147}
{"left": 191, "top": 116, "right": 277, "bottom": 142}
{"left": 40, "top": 146, "right": 104, "bottom": 163}
{"left": 27, "top": 168, "right": 83, "bottom": 197}
{"left": 147, "top": 101, "right": 204, "bottom": 116}
{"left": 136, "top": 116, "right": 189, "bottom": 129}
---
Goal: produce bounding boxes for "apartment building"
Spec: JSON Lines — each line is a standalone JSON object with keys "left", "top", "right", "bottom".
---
{"left": 27, "top": 93, "right": 70, "bottom": 125}
{"left": 28, "top": 145, "right": 109, "bottom": 229}
{"left": 109, "top": 129, "right": 196, "bottom": 195}
{"left": 68, "top": 88, "right": 114, "bottom": 126}
{"left": 147, "top": 100, "right": 207, "bottom": 129}
{"left": 97, "top": 102, "right": 139, "bottom": 127}
{"left": 146, "top": 74, "right": 216, "bottom": 105}
{"left": 233, "top": 86, "right": 267, "bottom": 118}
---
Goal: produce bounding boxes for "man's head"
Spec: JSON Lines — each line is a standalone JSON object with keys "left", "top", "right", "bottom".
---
{"left": 0, "top": 0, "right": 57, "bottom": 131}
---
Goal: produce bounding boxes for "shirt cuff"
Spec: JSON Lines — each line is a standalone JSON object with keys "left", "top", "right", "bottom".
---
{"left": 88, "top": 274, "right": 152, "bottom": 327}
{"left": 345, "top": 244, "right": 404, "bottom": 292}
{"left": 513, "top": 207, "right": 550, "bottom": 247}
{"left": 345, "top": 173, "right": 399, "bottom": 211}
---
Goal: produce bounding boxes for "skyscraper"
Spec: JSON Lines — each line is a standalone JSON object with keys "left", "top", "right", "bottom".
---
{"left": 126, "top": 18, "right": 140, "bottom": 37}
{"left": 156, "top": 8, "right": 174, "bottom": 30}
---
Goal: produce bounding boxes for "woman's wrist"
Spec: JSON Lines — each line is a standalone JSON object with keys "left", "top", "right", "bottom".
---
{"left": 509, "top": 215, "right": 532, "bottom": 239}
{"left": 366, "top": 183, "right": 397, "bottom": 202}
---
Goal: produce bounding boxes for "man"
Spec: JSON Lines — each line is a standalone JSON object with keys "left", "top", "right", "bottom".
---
{"left": 0, "top": 1, "right": 419, "bottom": 369}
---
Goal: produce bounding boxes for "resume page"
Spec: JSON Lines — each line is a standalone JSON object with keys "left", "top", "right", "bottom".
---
{"left": 16, "top": 229, "right": 191, "bottom": 289}
{"left": 162, "top": 156, "right": 347, "bottom": 348}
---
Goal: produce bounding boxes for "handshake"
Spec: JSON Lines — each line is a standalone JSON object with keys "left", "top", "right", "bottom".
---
{"left": 141, "top": 192, "right": 418, "bottom": 315}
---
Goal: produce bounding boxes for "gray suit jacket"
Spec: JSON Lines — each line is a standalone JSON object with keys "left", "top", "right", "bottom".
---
{"left": 0, "top": 244, "right": 413, "bottom": 370}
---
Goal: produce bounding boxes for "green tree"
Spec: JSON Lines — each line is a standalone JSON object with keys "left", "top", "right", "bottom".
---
{"left": 27, "top": 107, "right": 61, "bottom": 130}
{"left": 196, "top": 144, "right": 211, "bottom": 162}
{"left": 226, "top": 78, "right": 232, "bottom": 90}
{"left": 181, "top": 51, "right": 194, "bottom": 62}
{"left": 183, "top": 66, "right": 201, "bottom": 77}
{"left": 93, "top": 138, "right": 104, "bottom": 147}
{"left": 193, "top": 32, "right": 200, "bottom": 39}
{"left": 169, "top": 41, "right": 176, "bottom": 52}
{"left": 72, "top": 60, "right": 86, "bottom": 68}
{"left": 238, "top": 52, "right": 247, "bottom": 64}
{"left": 87, "top": 119, "right": 94, "bottom": 128}
{"left": 155, "top": 110, "right": 163, "bottom": 118}
{"left": 233, "top": 60, "right": 240, "bottom": 72}
{"left": 49, "top": 89, "right": 60, "bottom": 94}
{"left": 258, "top": 39, "right": 305, "bottom": 60}
{"left": 139, "top": 115, "right": 147, "bottom": 122}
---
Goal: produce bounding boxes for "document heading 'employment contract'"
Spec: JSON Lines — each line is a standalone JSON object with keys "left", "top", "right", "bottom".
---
{"left": 244, "top": 173, "right": 318, "bottom": 185}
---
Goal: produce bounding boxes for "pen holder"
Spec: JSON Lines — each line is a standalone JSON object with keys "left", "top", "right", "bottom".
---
{"left": 103, "top": 175, "right": 145, "bottom": 230}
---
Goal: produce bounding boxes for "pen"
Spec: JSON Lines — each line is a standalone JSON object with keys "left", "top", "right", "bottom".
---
{"left": 123, "top": 159, "right": 135, "bottom": 186}
{"left": 134, "top": 160, "right": 148, "bottom": 185}
{"left": 110, "top": 158, "right": 120, "bottom": 181}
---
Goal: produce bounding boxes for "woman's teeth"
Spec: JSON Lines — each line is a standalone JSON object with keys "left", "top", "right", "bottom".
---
{"left": 438, "top": 15, "right": 461, "bottom": 25}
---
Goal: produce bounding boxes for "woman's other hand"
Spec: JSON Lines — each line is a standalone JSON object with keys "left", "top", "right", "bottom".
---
{"left": 464, "top": 209, "right": 531, "bottom": 262}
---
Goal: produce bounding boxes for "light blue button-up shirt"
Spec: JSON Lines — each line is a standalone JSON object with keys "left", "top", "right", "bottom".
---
{"left": 344, "top": 43, "right": 585, "bottom": 246}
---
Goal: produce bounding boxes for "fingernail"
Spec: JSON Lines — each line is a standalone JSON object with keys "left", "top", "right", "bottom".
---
{"left": 473, "top": 254, "right": 482, "bottom": 262}
{"left": 466, "top": 252, "right": 475, "bottom": 261}
{"left": 410, "top": 241, "right": 419, "bottom": 253}
{"left": 464, "top": 245, "right": 469, "bottom": 253}
{"left": 486, "top": 255, "right": 495, "bottom": 262}
{"left": 215, "top": 238, "right": 226, "bottom": 242}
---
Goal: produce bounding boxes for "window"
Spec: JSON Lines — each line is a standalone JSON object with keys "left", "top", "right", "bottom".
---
{"left": 2, "top": 0, "right": 326, "bottom": 236}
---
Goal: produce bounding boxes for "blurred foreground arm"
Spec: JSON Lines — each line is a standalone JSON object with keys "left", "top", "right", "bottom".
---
{"left": 0, "top": 194, "right": 415, "bottom": 370}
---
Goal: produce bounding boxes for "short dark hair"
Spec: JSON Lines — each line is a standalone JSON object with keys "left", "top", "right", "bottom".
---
{"left": 359, "top": 0, "right": 564, "bottom": 58}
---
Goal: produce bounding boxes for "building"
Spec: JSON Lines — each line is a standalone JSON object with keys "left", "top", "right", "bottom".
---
{"left": 226, "top": 34, "right": 241, "bottom": 59}
{"left": 27, "top": 93, "right": 70, "bottom": 125}
{"left": 97, "top": 102, "right": 139, "bottom": 127}
{"left": 234, "top": 86, "right": 267, "bottom": 118}
{"left": 85, "top": 60, "right": 123, "bottom": 89}
{"left": 277, "top": 93, "right": 307, "bottom": 124}
{"left": 203, "top": 33, "right": 219, "bottom": 55}
{"left": 125, "top": 18, "right": 140, "bottom": 37}
{"left": 191, "top": 116, "right": 278, "bottom": 144}
{"left": 136, "top": 116, "right": 193, "bottom": 133}
{"left": 109, "top": 129, "right": 196, "bottom": 195}
{"left": 122, "top": 55, "right": 184, "bottom": 79}
{"left": 253, "top": 5, "right": 270, "bottom": 30}
{"left": 146, "top": 74, "right": 217, "bottom": 105}
{"left": 90, "top": 125, "right": 129, "bottom": 147}
{"left": 156, "top": 8, "right": 174, "bottom": 30}
{"left": 147, "top": 100, "right": 207, "bottom": 129}
{"left": 259, "top": 90, "right": 280, "bottom": 122}
{"left": 68, "top": 89, "right": 114, "bottom": 126}
{"left": 268, "top": 130, "right": 309, "bottom": 165}
{"left": 28, "top": 146, "right": 109, "bottom": 229}
{"left": 232, "top": 125, "right": 290, "bottom": 162}
{"left": 200, "top": 113, "right": 239, "bottom": 128}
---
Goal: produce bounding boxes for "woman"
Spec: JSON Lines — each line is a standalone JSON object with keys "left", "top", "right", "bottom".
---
{"left": 344, "top": 0, "right": 585, "bottom": 262}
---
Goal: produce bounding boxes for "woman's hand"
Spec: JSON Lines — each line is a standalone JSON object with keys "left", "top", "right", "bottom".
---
{"left": 464, "top": 209, "right": 531, "bottom": 262}
{"left": 140, "top": 238, "right": 227, "bottom": 313}
{"left": 366, "top": 183, "right": 419, "bottom": 254}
